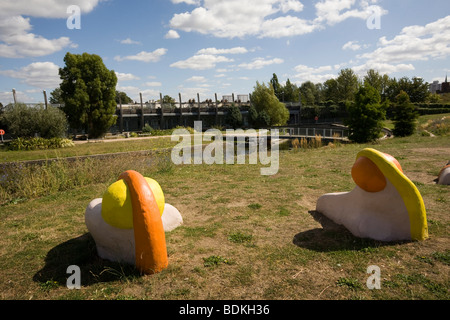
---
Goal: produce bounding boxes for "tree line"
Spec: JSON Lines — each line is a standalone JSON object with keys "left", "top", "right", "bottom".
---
{"left": 0, "top": 52, "right": 445, "bottom": 144}
{"left": 269, "top": 69, "right": 434, "bottom": 106}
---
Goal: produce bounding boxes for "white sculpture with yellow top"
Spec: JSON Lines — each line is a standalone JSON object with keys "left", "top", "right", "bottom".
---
{"left": 85, "top": 170, "right": 183, "bottom": 274}
{"left": 315, "top": 148, "right": 428, "bottom": 242}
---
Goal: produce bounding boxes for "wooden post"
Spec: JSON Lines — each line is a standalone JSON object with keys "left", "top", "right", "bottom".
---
{"left": 119, "top": 94, "right": 123, "bottom": 133}
{"left": 197, "top": 93, "right": 201, "bottom": 120}
{"left": 298, "top": 88, "right": 302, "bottom": 125}
{"left": 215, "top": 93, "right": 219, "bottom": 125}
{"left": 140, "top": 92, "right": 144, "bottom": 131}
{"left": 179, "top": 93, "right": 183, "bottom": 126}
{"left": 43, "top": 90, "right": 48, "bottom": 110}
{"left": 12, "top": 89, "right": 17, "bottom": 106}
{"left": 160, "top": 93, "right": 164, "bottom": 129}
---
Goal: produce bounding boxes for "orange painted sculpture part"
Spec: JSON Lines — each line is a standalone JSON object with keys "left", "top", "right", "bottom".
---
{"left": 117, "top": 170, "right": 168, "bottom": 274}
{"left": 351, "top": 156, "right": 387, "bottom": 192}
{"left": 351, "top": 153, "right": 403, "bottom": 193}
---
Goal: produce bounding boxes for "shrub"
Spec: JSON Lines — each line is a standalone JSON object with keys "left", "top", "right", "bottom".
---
{"left": 6, "top": 137, "right": 74, "bottom": 151}
{"left": 0, "top": 103, "right": 68, "bottom": 139}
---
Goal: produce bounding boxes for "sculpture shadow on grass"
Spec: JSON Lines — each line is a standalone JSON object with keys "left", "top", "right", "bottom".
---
{"left": 293, "top": 211, "right": 410, "bottom": 252}
{"left": 33, "top": 233, "right": 142, "bottom": 287}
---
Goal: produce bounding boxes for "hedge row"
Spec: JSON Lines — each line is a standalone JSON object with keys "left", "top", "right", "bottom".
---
{"left": 5, "top": 137, "right": 75, "bottom": 151}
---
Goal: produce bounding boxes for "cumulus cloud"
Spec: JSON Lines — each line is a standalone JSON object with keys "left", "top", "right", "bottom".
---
{"left": 0, "top": 62, "right": 61, "bottom": 89}
{"left": 115, "top": 72, "right": 140, "bottom": 82}
{"left": 120, "top": 38, "right": 142, "bottom": 45}
{"left": 0, "top": 15, "right": 74, "bottom": 58}
{"left": 0, "top": 0, "right": 101, "bottom": 18}
{"left": 314, "top": 0, "right": 387, "bottom": 26}
{"left": 165, "top": 30, "right": 180, "bottom": 39}
{"left": 238, "top": 57, "right": 284, "bottom": 70}
{"left": 170, "top": 54, "right": 233, "bottom": 70}
{"left": 351, "top": 15, "right": 450, "bottom": 75}
{"left": 197, "top": 47, "right": 248, "bottom": 55}
{"left": 168, "top": 0, "right": 386, "bottom": 39}
{"left": 114, "top": 48, "right": 168, "bottom": 62}
{"left": 292, "top": 64, "right": 337, "bottom": 83}
{"left": 0, "top": 0, "right": 102, "bottom": 58}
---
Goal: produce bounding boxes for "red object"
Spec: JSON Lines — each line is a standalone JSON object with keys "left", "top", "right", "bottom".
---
{"left": 0, "top": 129, "right": 5, "bottom": 135}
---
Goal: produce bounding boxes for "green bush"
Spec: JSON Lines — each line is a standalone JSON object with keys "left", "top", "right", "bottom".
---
{"left": 6, "top": 137, "right": 75, "bottom": 151}
{"left": 0, "top": 103, "right": 68, "bottom": 139}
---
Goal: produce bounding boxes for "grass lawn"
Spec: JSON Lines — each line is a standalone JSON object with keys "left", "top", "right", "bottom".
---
{"left": 0, "top": 116, "right": 449, "bottom": 300}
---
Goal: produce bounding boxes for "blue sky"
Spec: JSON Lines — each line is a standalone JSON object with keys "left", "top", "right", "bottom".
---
{"left": 0, "top": 0, "right": 449, "bottom": 105}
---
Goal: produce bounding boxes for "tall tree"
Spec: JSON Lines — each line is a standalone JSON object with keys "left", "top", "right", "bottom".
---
{"left": 300, "top": 81, "right": 318, "bottom": 105}
{"left": 336, "top": 68, "right": 360, "bottom": 102}
{"left": 345, "top": 84, "right": 386, "bottom": 143}
{"left": 59, "top": 52, "right": 117, "bottom": 138}
{"left": 115, "top": 91, "right": 133, "bottom": 104}
{"left": 392, "top": 91, "right": 419, "bottom": 137}
{"left": 270, "top": 73, "right": 283, "bottom": 101}
{"left": 49, "top": 88, "right": 64, "bottom": 104}
{"left": 251, "top": 81, "right": 289, "bottom": 126}
{"left": 323, "top": 78, "right": 339, "bottom": 103}
{"left": 283, "top": 78, "right": 299, "bottom": 102}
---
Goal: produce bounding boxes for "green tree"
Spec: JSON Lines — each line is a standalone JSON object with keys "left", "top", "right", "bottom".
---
{"left": 270, "top": 73, "right": 283, "bottom": 101}
{"left": 300, "top": 81, "right": 318, "bottom": 105}
{"left": 323, "top": 78, "right": 339, "bottom": 103}
{"left": 283, "top": 78, "right": 299, "bottom": 102}
{"left": 336, "top": 68, "right": 360, "bottom": 102}
{"left": 363, "top": 69, "right": 390, "bottom": 101}
{"left": 251, "top": 81, "right": 289, "bottom": 126}
{"left": 161, "top": 95, "right": 176, "bottom": 107}
{"left": 392, "top": 91, "right": 419, "bottom": 137}
{"left": 226, "top": 104, "right": 243, "bottom": 129}
{"left": 59, "top": 52, "right": 118, "bottom": 138}
{"left": 49, "top": 88, "right": 64, "bottom": 104}
{"left": 115, "top": 91, "right": 133, "bottom": 104}
{"left": 345, "top": 84, "right": 386, "bottom": 143}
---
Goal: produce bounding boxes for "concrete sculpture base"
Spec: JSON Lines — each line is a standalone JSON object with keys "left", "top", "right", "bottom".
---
{"left": 315, "top": 148, "right": 428, "bottom": 242}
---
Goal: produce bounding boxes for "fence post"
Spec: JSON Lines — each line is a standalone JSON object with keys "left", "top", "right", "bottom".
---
{"left": 215, "top": 93, "right": 219, "bottom": 125}
{"left": 197, "top": 93, "right": 201, "bottom": 120}
{"left": 119, "top": 94, "right": 123, "bottom": 133}
{"left": 160, "top": 92, "right": 164, "bottom": 129}
{"left": 12, "top": 88, "right": 17, "bottom": 106}
{"left": 179, "top": 93, "right": 183, "bottom": 126}
{"left": 43, "top": 90, "right": 48, "bottom": 110}
{"left": 140, "top": 92, "right": 144, "bottom": 131}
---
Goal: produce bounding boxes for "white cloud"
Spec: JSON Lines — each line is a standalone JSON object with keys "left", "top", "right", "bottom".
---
{"left": 238, "top": 57, "right": 284, "bottom": 70}
{"left": 143, "top": 81, "right": 162, "bottom": 87}
{"left": 0, "top": 0, "right": 101, "bottom": 18}
{"left": 359, "top": 15, "right": 450, "bottom": 65}
{"left": 0, "top": 62, "right": 61, "bottom": 89}
{"left": 349, "top": 15, "right": 450, "bottom": 76}
{"left": 115, "top": 72, "right": 140, "bottom": 81}
{"left": 0, "top": 0, "right": 103, "bottom": 58}
{"left": 171, "top": 0, "right": 200, "bottom": 5}
{"left": 314, "top": 0, "right": 387, "bottom": 26}
{"left": 120, "top": 38, "right": 141, "bottom": 45}
{"left": 170, "top": 54, "right": 233, "bottom": 70}
{"left": 165, "top": 30, "right": 180, "bottom": 39}
{"left": 186, "top": 76, "right": 207, "bottom": 82}
{"left": 292, "top": 64, "right": 336, "bottom": 83}
{"left": 197, "top": 47, "right": 248, "bottom": 55}
{"left": 114, "top": 48, "right": 168, "bottom": 62}
{"left": 342, "top": 40, "right": 361, "bottom": 51}
{"left": 169, "top": 0, "right": 387, "bottom": 39}
{"left": 0, "top": 15, "right": 74, "bottom": 58}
